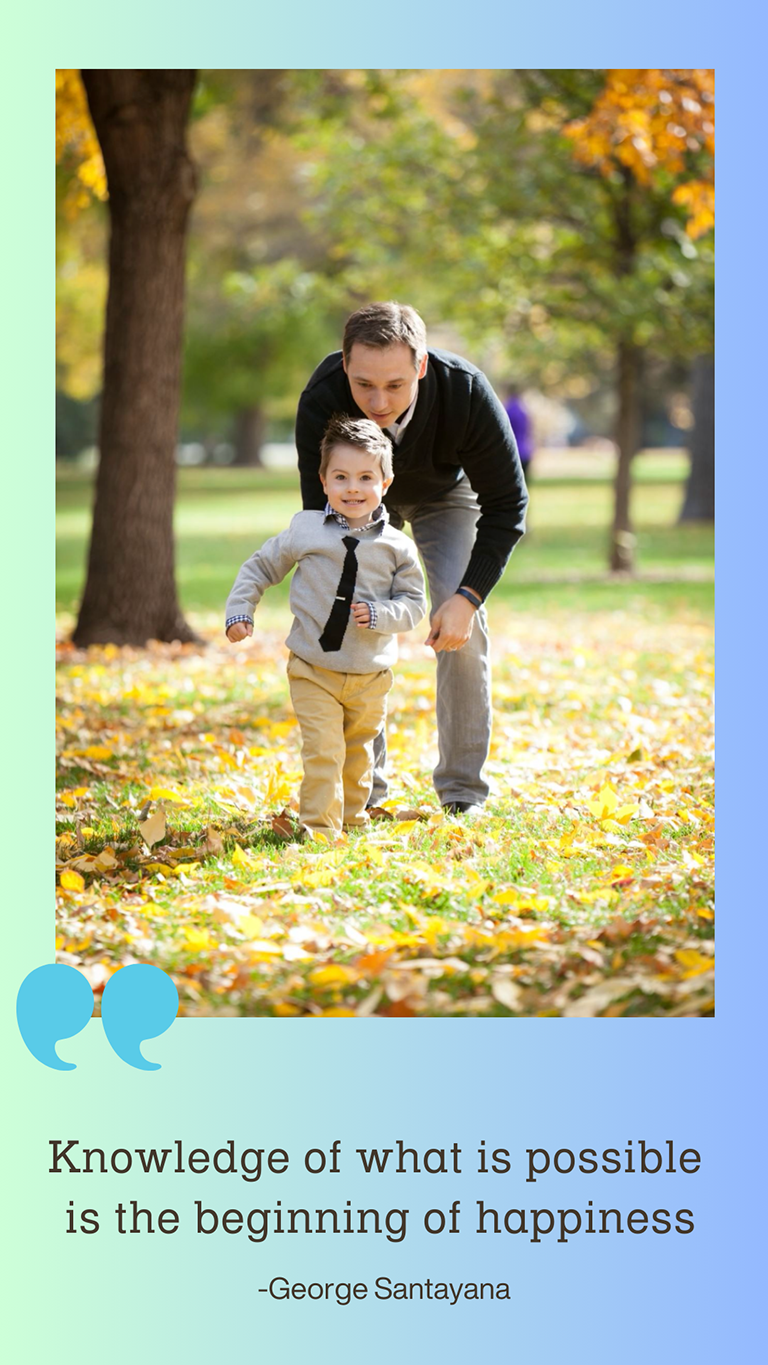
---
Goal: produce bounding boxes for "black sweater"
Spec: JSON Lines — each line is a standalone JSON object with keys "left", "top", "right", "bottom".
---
{"left": 295, "top": 348, "right": 528, "bottom": 601}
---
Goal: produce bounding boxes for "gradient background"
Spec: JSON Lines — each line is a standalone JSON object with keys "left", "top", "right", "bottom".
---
{"left": 4, "top": 12, "right": 756, "bottom": 1362}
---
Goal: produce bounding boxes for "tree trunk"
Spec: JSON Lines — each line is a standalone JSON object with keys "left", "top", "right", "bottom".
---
{"left": 232, "top": 405, "right": 266, "bottom": 466}
{"left": 73, "top": 70, "right": 198, "bottom": 646}
{"left": 679, "top": 354, "right": 714, "bottom": 522}
{"left": 608, "top": 168, "right": 643, "bottom": 575}
{"left": 610, "top": 339, "right": 642, "bottom": 573}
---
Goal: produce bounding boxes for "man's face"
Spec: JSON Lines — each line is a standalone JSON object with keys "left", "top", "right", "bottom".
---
{"left": 343, "top": 342, "right": 428, "bottom": 428}
{"left": 320, "top": 443, "right": 392, "bottom": 527}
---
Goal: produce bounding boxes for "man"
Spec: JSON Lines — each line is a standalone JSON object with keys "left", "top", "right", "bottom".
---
{"left": 295, "top": 302, "right": 528, "bottom": 816}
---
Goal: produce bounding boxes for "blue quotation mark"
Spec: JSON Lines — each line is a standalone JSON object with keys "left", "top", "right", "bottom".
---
{"left": 16, "top": 964, "right": 178, "bottom": 1071}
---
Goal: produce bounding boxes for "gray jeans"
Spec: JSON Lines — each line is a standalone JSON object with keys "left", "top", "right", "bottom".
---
{"left": 370, "top": 476, "right": 491, "bottom": 807}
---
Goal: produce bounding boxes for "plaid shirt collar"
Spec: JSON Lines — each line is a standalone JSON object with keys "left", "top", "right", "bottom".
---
{"left": 323, "top": 501, "right": 389, "bottom": 532}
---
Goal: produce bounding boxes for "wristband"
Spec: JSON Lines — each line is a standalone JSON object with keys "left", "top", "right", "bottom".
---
{"left": 456, "top": 587, "right": 482, "bottom": 609}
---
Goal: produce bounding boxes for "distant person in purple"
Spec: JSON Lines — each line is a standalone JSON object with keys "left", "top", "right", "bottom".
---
{"left": 504, "top": 388, "right": 533, "bottom": 481}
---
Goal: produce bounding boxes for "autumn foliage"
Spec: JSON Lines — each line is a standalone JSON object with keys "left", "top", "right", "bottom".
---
{"left": 564, "top": 68, "right": 714, "bottom": 238}
{"left": 56, "top": 610, "right": 714, "bottom": 1019}
{"left": 55, "top": 69, "right": 106, "bottom": 214}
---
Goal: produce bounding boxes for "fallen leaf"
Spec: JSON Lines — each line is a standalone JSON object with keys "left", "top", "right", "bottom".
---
{"left": 491, "top": 978, "right": 523, "bottom": 1012}
{"left": 60, "top": 869, "right": 85, "bottom": 892}
{"left": 139, "top": 804, "right": 166, "bottom": 849}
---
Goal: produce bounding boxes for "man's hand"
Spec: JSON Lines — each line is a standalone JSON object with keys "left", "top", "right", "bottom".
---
{"left": 226, "top": 621, "right": 253, "bottom": 643}
{"left": 425, "top": 593, "right": 477, "bottom": 653}
{"left": 351, "top": 602, "right": 372, "bottom": 628}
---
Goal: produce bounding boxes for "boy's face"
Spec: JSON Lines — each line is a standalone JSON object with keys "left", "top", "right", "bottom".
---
{"left": 343, "top": 342, "right": 428, "bottom": 428}
{"left": 320, "top": 443, "right": 393, "bottom": 527}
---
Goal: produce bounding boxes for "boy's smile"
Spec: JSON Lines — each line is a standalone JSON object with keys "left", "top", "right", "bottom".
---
{"left": 320, "top": 442, "right": 393, "bottom": 528}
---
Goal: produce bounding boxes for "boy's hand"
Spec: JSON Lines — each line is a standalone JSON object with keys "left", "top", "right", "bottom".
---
{"left": 351, "top": 602, "right": 371, "bottom": 628}
{"left": 226, "top": 622, "right": 253, "bottom": 642}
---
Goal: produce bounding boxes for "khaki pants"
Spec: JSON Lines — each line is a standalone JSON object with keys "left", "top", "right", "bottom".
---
{"left": 287, "top": 653, "right": 393, "bottom": 833}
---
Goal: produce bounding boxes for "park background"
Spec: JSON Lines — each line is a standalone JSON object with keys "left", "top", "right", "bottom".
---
{"left": 55, "top": 69, "right": 714, "bottom": 1018}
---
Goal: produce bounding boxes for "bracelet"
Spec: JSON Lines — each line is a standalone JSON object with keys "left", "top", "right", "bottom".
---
{"left": 456, "top": 587, "right": 482, "bottom": 609}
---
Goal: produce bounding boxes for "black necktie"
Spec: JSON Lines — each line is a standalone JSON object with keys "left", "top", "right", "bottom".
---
{"left": 319, "top": 535, "right": 359, "bottom": 652}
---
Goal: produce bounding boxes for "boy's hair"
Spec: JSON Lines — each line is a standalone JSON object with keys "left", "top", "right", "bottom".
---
{"left": 319, "top": 414, "right": 394, "bottom": 483}
{"left": 342, "top": 302, "right": 427, "bottom": 368}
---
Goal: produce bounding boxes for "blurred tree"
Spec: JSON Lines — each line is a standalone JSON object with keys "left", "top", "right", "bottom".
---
{"left": 55, "top": 391, "right": 98, "bottom": 460}
{"left": 560, "top": 69, "right": 714, "bottom": 565}
{"left": 679, "top": 354, "right": 715, "bottom": 521}
{"left": 182, "top": 71, "right": 347, "bottom": 461}
{"left": 56, "top": 71, "right": 108, "bottom": 412}
{"left": 300, "top": 68, "right": 715, "bottom": 572}
{"left": 72, "top": 70, "right": 198, "bottom": 645}
{"left": 55, "top": 69, "right": 106, "bottom": 214}
{"left": 183, "top": 261, "right": 343, "bottom": 464}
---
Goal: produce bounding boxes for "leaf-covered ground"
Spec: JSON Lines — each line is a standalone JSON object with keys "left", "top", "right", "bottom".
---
{"left": 55, "top": 607, "right": 714, "bottom": 1018}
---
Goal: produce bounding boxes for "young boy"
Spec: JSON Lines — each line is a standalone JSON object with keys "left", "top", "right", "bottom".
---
{"left": 225, "top": 415, "right": 427, "bottom": 834}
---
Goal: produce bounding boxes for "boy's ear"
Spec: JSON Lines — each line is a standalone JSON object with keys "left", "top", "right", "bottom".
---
{"left": 382, "top": 476, "right": 394, "bottom": 493}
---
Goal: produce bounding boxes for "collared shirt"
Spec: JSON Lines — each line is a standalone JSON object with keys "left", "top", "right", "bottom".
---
{"left": 322, "top": 502, "right": 388, "bottom": 626}
{"left": 385, "top": 394, "right": 418, "bottom": 445}
{"left": 323, "top": 501, "right": 388, "bottom": 532}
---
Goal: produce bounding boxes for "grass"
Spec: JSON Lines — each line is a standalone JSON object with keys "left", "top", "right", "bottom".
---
{"left": 56, "top": 451, "right": 714, "bottom": 629}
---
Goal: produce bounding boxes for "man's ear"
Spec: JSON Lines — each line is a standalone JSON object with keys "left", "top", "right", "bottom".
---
{"left": 417, "top": 352, "right": 428, "bottom": 380}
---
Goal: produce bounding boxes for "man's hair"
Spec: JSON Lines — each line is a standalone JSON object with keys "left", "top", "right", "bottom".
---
{"left": 319, "top": 414, "right": 394, "bottom": 482}
{"left": 342, "top": 302, "right": 427, "bottom": 368}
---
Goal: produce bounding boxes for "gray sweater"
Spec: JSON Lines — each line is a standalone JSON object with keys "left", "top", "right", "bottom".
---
{"left": 226, "top": 510, "right": 427, "bottom": 673}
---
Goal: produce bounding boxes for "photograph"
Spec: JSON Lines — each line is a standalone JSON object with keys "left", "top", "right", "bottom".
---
{"left": 55, "top": 68, "right": 715, "bottom": 1018}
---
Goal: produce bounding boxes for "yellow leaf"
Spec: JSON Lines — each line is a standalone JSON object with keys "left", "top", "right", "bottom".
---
{"left": 674, "top": 949, "right": 713, "bottom": 978}
{"left": 463, "top": 879, "right": 490, "bottom": 899}
{"left": 148, "top": 786, "right": 188, "bottom": 804}
{"left": 84, "top": 745, "right": 113, "bottom": 761}
{"left": 493, "top": 888, "right": 520, "bottom": 906}
{"left": 494, "top": 926, "right": 545, "bottom": 951}
{"left": 144, "top": 862, "right": 173, "bottom": 876}
{"left": 310, "top": 965, "right": 358, "bottom": 986}
{"left": 585, "top": 783, "right": 618, "bottom": 819}
{"left": 615, "top": 803, "right": 639, "bottom": 823}
{"left": 232, "top": 843, "right": 260, "bottom": 870}
{"left": 239, "top": 915, "right": 265, "bottom": 939}
{"left": 60, "top": 869, "right": 85, "bottom": 892}
{"left": 183, "top": 927, "right": 217, "bottom": 953}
